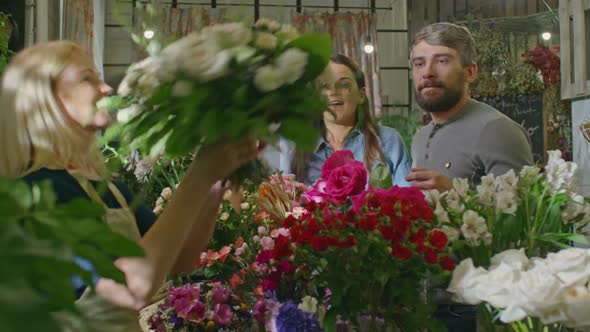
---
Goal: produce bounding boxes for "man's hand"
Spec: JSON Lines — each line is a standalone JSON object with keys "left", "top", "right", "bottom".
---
{"left": 405, "top": 167, "right": 452, "bottom": 192}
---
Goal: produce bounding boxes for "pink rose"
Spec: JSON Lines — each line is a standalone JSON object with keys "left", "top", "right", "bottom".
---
{"left": 321, "top": 150, "right": 356, "bottom": 178}
{"left": 310, "top": 152, "right": 367, "bottom": 204}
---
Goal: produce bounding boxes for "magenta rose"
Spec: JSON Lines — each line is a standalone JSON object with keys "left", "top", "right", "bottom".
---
{"left": 321, "top": 150, "right": 356, "bottom": 178}
{"left": 308, "top": 150, "right": 367, "bottom": 204}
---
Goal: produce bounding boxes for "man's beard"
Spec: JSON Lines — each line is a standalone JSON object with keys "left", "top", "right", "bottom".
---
{"left": 414, "top": 80, "right": 464, "bottom": 113}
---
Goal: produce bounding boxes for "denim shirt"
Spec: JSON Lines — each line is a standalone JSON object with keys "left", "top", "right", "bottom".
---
{"left": 262, "top": 125, "right": 412, "bottom": 187}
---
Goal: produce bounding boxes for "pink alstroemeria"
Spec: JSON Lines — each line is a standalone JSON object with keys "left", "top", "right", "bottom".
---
{"left": 213, "top": 303, "right": 233, "bottom": 325}
{"left": 211, "top": 282, "right": 231, "bottom": 304}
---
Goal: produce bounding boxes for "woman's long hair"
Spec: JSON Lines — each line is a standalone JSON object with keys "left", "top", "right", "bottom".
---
{"left": 293, "top": 54, "right": 385, "bottom": 182}
{"left": 0, "top": 41, "right": 107, "bottom": 178}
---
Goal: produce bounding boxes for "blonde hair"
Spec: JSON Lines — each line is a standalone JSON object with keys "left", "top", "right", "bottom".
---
{"left": 0, "top": 40, "right": 107, "bottom": 179}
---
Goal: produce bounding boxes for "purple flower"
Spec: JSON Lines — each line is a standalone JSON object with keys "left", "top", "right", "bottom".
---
{"left": 253, "top": 300, "right": 267, "bottom": 323}
{"left": 275, "top": 301, "right": 324, "bottom": 332}
{"left": 211, "top": 282, "right": 231, "bottom": 304}
{"left": 213, "top": 303, "right": 233, "bottom": 325}
{"left": 180, "top": 301, "right": 206, "bottom": 323}
{"left": 168, "top": 284, "right": 200, "bottom": 313}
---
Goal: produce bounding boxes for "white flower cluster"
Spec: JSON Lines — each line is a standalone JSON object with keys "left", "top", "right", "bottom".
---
{"left": 117, "top": 19, "right": 308, "bottom": 102}
{"left": 545, "top": 150, "right": 578, "bottom": 194}
{"left": 475, "top": 170, "right": 519, "bottom": 215}
{"left": 153, "top": 186, "right": 174, "bottom": 215}
{"left": 448, "top": 248, "right": 590, "bottom": 328}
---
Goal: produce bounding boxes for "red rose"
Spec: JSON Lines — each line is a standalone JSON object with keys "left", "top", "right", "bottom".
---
{"left": 428, "top": 230, "right": 448, "bottom": 251}
{"left": 392, "top": 244, "right": 412, "bottom": 260}
{"left": 311, "top": 235, "right": 329, "bottom": 251}
{"left": 424, "top": 248, "right": 438, "bottom": 264}
{"left": 440, "top": 256, "right": 456, "bottom": 271}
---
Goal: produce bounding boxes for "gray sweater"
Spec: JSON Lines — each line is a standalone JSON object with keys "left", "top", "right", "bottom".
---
{"left": 411, "top": 99, "right": 534, "bottom": 184}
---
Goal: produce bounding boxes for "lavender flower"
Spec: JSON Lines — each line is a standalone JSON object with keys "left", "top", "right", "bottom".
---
{"left": 275, "top": 301, "right": 324, "bottom": 332}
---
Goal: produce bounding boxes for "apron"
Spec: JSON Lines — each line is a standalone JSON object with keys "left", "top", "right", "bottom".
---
{"left": 55, "top": 174, "right": 143, "bottom": 332}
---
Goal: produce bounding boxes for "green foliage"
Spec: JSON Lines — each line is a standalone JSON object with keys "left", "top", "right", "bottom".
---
{"left": 0, "top": 12, "right": 13, "bottom": 74}
{"left": 0, "top": 178, "right": 144, "bottom": 331}
{"left": 469, "top": 23, "right": 543, "bottom": 98}
{"left": 369, "top": 164, "right": 392, "bottom": 189}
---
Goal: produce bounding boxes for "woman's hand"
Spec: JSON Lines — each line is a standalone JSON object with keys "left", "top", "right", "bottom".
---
{"left": 95, "top": 257, "right": 155, "bottom": 310}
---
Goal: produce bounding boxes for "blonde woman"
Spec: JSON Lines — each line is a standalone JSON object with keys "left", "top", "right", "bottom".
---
{"left": 0, "top": 40, "right": 259, "bottom": 331}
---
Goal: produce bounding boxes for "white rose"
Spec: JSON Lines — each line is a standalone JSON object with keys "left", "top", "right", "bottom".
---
{"left": 298, "top": 296, "right": 318, "bottom": 314}
{"left": 230, "top": 45, "right": 257, "bottom": 64}
{"left": 477, "top": 262, "right": 522, "bottom": 308}
{"left": 161, "top": 32, "right": 204, "bottom": 61}
{"left": 545, "top": 248, "right": 590, "bottom": 287}
{"left": 482, "top": 232, "right": 492, "bottom": 245}
{"left": 562, "top": 286, "right": 590, "bottom": 327}
{"left": 255, "top": 18, "right": 281, "bottom": 32}
{"left": 240, "top": 202, "right": 250, "bottom": 210}
{"left": 490, "top": 248, "right": 529, "bottom": 270}
{"left": 255, "top": 32, "right": 278, "bottom": 50}
{"left": 202, "top": 22, "right": 252, "bottom": 49}
{"left": 441, "top": 225, "right": 459, "bottom": 242}
{"left": 219, "top": 212, "right": 230, "bottom": 221}
{"left": 116, "top": 105, "right": 142, "bottom": 123}
{"left": 447, "top": 258, "right": 488, "bottom": 304}
{"left": 186, "top": 48, "right": 231, "bottom": 82}
{"left": 275, "top": 48, "right": 308, "bottom": 84}
{"left": 254, "top": 65, "right": 284, "bottom": 92}
{"left": 452, "top": 178, "right": 469, "bottom": 197}
{"left": 171, "top": 80, "right": 193, "bottom": 97}
{"left": 500, "top": 270, "right": 565, "bottom": 323}
{"left": 278, "top": 24, "right": 300, "bottom": 43}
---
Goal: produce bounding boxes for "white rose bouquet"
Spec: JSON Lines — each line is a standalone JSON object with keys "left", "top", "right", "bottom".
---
{"left": 448, "top": 248, "right": 590, "bottom": 331}
{"left": 104, "top": 18, "right": 332, "bottom": 183}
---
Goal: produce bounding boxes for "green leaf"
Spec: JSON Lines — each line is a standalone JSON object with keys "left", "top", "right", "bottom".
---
{"left": 279, "top": 118, "right": 319, "bottom": 151}
{"left": 285, "top": 33, "right": 333, "bottom": 81}
{"left": 369, "top": 164, "right": 392, "bottom": 189}
{"left": 565, "top": 233, "right": 590, "bottom": 245}
{"left": 75, "top": 243, "right": 126, "bottom": 284}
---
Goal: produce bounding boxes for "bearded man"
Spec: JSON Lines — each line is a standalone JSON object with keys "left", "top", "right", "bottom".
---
{"left": 405, "top": 22, "right": 533, "bottom": 192}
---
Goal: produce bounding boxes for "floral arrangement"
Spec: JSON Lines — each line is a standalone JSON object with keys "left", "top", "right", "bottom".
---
{"left": 430, "top": 150, "right": 590, "bottom": 267}
{"left": 448, "top": 248, "right": 590, "bottom": 330}
{"left": 253, "top": 150, "right": 455, "bottom": 331}
{"left": 147, "top": 281, "right": 254, "bottom": 331}
{"left": 523, "top": 44, "right": 572, "bottom": 161}
{"left": 104, "top": 17, "right": 332, "bottom": 184}
{"left": 429, "top": 151, "right": 590, "bottom": 330}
